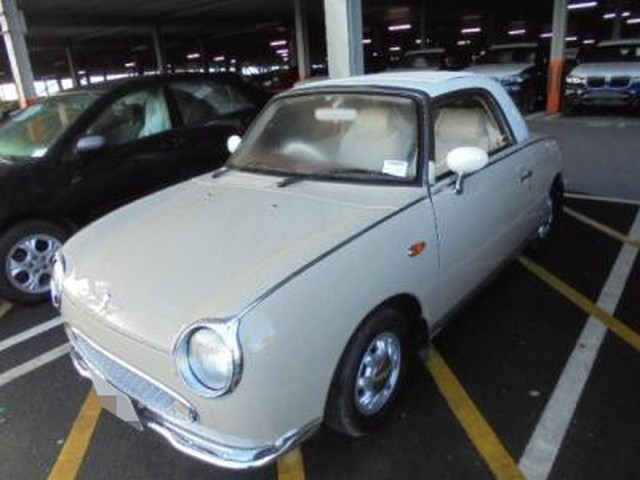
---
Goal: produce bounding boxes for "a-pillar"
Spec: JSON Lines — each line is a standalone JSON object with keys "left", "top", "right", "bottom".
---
{"left": 547, "top": 0, "right": 568, "bottom": 114}
{"left": 323, "top": 0, "right": 364, "bottom": 78}
{"left": 294, "top": 0, "right": 310, "bottom": 81}
{"left": 0, "top": 0, "right": 36, "bottom": 107}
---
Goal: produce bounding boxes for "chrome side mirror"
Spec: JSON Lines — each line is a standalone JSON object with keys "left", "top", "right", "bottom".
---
{"left": 445, "top": 146, "right": 489, "bottom": 194}
{"left": 226, "top": 135, "right": 242, "bottom": 154}
{"left": 75, "top": 134, "right": 106, "bottom": 154}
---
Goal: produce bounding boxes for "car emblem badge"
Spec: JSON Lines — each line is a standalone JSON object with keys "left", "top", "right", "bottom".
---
{"left": 99, "top": 293, "right": 112, "bottom": 312}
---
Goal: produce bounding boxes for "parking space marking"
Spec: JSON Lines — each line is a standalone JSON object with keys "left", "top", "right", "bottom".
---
{"left": 563, "top": 207, "right": 640, "bottom": 249}
{"left": 565, "top": 192, "right": 640, "bottom": 207}
{"left": 0, "top": 343, "right": 71, "bottom": 388}
{"left": 48, "top": 389, "right": 101, "bottom": 480}
{"left": 0, "top": 317, "right": 63, "bottom": 353}
{"left": 518, "top": 211, "right": 640, "bottom": 480}
{"left": 277, "top": 448, "right": 306, "bottom": 480}
{"left": 518, "top": 257, "right": 640, "bottom": 353}
{"left": 0, "top": 301, "right": 12, "bottom": 320}
{"left": 425, "top": 348, "right": 525, "bottom": 480}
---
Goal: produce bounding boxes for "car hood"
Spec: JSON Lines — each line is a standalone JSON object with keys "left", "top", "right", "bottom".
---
{"left": 62, "top": 170, "right": 422, "bottom": 351}
{"left": 464, "top": 63, "right": 532, "bottom": 79}
{"left": 570, "top": 62, "right": 640, "bottom": 78}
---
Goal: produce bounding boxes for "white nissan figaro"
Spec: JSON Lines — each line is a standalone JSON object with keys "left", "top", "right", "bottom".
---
{"left": 53, "top": 71, "right": 563, "bottom": 469}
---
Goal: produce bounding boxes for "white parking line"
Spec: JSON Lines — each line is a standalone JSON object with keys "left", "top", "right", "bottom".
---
{"left": 565, "top": 192, "right": 640, "bottom": 207}
{"left": 519, "top": 210, "right": 640, "bottom": 479}
{"left": 0, "top": 343, "right": 71, "bottom": 389}
{"left": 0, "top": 317, "right": 63, "bottom": 353}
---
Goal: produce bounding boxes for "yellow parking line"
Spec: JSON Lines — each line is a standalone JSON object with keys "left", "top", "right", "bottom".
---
{"left": 0, "top": 301, "right": 13, "bottom": 320}
{"left": 519, "top": 256, "right": 640, "bottom": 353}
{"left": 563, "top": 206, "right": 640, "bottom": 249}
{"left": 425, "top": 348, "right": 525, "bottom": 480}
{"left": 277, "top": 448, "right": 306, "bottom": 480}
{"left": 48, "top": 389, "right": 102, "bottom": 480}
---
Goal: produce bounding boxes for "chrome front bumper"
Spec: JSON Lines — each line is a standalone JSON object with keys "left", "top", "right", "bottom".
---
{"left": 68, "top": 329, "right": 320, "bottom": 470}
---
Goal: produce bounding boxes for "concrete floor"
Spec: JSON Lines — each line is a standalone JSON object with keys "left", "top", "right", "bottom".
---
{"left": 1, "top": 111, "right": 639, "bottom": 479}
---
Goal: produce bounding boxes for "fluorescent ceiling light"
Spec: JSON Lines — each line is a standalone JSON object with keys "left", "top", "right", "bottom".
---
{"left": 583, "top": 39, "right": 596, "bottom": 44}
{"left": 213, "top": 56, "right": 225, "bottom": 62}
{"left": 461, "top": 27, "right": 482, "bottom": 34}
{"left": 186, "top": 53, "right": 201, "bottom": 60}
{"left": 457, "top": 40, "right": 471, "bottom": 46}
{"left": 628, "top": 17, "right": 640, "bottom": 24}
{"left": 124, "top": 62, "right": 136, "bottom": 68}
{"left": 388, "top": 24, "right": 411, "bottom": 31}
{"left": 508, "top": 29, "right": 527, "bottom": 35}
{"left": 540, "top": 32, "right": 553, "bottom": 38}
{"left": 276, "top": 49, "right": 289, "bottom": 55}
{"left": 362, "top": 38, "right": 372, "bottom": 44}
{"left": 568, "top": 1, "right": 597, "bottom": 10}
{"left": 270, "top": 40, "right": 287, "bottom": 47}
{"left": 389, "top": 46, "right": 402, "bottom": 52}
{"left": 566, "top": 36, "right": 578, "bottom": 41}
{"left": 602, "top": 12, "right": 616, "bottom": 19}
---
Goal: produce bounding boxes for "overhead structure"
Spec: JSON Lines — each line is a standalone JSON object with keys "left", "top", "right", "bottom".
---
{"left": 323, "top": 0, "right": 364, "bottom": 78}
{"left": 294, "top": 0, "right": 310, "bottom": 81}
{"left": 0, "top": 0, "right": 36, "bottom": 107}
{"left": 547, "top": 0, "right": 568, "bottom": 114}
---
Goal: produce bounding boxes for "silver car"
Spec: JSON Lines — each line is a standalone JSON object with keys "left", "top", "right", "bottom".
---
{"left": 54, "top": 71, "right": 563, "bottom": 469}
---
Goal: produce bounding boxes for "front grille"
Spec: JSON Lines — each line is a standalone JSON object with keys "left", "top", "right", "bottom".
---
{"left": 72, "top": 331, "right": 197, "bottom": 423}
{"left": 610, "top": 76, "right": 630, "bottom": 88}
{"left": 587, "top": 76, "right": 605, "bottom": 88}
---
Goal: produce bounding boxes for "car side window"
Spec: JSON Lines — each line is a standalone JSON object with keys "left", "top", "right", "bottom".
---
{"left": 433, "top": 93, "right": 511, "bottom": 178}
{"left": 169, "top": 81, "right": 254, "bottom": 127}
{"left": 85, "top": 88, "right": 171, "bottom": 148}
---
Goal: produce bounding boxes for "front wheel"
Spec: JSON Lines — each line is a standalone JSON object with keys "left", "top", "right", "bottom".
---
{"left": 532, "top": 177, "right": 563, "bottom": 249}
{"left": 325, "top": 307, "right": 409, "bottom": 437}
{"left": 0, "top": 221, "right": 69, "bottom": 304}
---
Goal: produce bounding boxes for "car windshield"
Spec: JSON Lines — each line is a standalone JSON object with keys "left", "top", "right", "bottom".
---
{"left": 482, "top": 47, "right": 536, "bottom": 64}
{"left": 228, "top": 93, "right": 419, "bottom": 183}
{"left": 0, "top": 91, "right": 100, "bottom": 162}
{"left": 581, "top": 44, "right": 640, "bottom": 63}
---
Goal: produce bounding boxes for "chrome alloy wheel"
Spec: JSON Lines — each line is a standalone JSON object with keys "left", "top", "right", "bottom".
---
{"left": 5, "top": 234, "right": 62, "bottom": 295}
{"left": 354, "top": 332, "right": 402, "bottom": 416}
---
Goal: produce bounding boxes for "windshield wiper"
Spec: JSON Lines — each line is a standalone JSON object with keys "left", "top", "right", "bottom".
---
{"left": 277, "top": 174, "right": 313, "bottom": 188}
{"left": 211, "top": 167, "right": 229, "bottom": 179}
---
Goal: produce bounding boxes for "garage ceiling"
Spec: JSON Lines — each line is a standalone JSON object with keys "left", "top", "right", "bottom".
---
{"left": 3, "top": 0, "right": 639, "bottom": 80}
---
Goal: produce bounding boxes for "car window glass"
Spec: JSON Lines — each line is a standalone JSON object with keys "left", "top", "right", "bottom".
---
{"left": 85, "top": 88, "right": 171, "bottom": 148}
{"left": 170, "top": 81, "right": 254, "bottom": 127}
{"left": 0, "top": 92, "right": 99, "bottom": 161}
{"left": 433, "top": 94, "right": 510, "bottom": 178}
{"left": 229, "top": 93, "right": 419, "bottom": 183}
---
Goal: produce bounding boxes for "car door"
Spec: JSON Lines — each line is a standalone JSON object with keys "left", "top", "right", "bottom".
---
{"left": 163, "top": 78, "right": 264, "bottom": 179}
{"left": 56, "top": 85, "right": 178, "bottom": 219}
{"left": 429, "top": 90, "right": 533, "bottom": 318}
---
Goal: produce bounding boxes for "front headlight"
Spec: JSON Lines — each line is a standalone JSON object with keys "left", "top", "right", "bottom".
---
{"left": 175, "top": 319, "right": 242, "bottom": 398}
{"left": 566, "top": 75, "right": 584, "bottom": 85}
{"left": 50, "top": 252, "right": 65, "bottom": 309}
{"left": 501, "top": 75, "right": 526, "bottom": 85}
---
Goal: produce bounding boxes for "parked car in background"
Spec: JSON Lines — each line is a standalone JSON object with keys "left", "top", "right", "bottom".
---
{"left": 466, "top": 42, "right": 548, "bottom": 112}
{"left": 397, "top": 47, "right": 470, "bottom": 71}
{"left": 564, "top": 39, "right": 640, "bottom": 114}
{"left": 0, "top": 73, "right": 269, "bottom": 303}
{"left": 56, "top": 71, "right": 563, "bottom": 469}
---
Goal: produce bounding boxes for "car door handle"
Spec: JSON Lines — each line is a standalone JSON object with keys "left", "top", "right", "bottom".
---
{"left": 519, "top": 170, "right": 532, "bottom": 182}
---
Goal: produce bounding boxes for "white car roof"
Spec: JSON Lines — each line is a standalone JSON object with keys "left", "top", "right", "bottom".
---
{"left": 292, "top": 71, "right": 529, "bottom": 142}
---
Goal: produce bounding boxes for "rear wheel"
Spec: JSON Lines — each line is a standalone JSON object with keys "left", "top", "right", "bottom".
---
{"left": 325, "top": 307, "right": 409, "bottom": 437}
{"left": 533, "top": 177, "right": 563, "bottom": 248}
{"left": 0, "top": 221, "right": 69, "bottom": 304}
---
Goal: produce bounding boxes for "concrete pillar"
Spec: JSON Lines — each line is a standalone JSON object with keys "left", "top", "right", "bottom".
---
{"left": 323, "top": 0, "right": 364, "bottom": 78}
{"left": 419, "top": 3, "right": 428, "bottom": 49}
{"left": 547, "top": 0, "right": 568, "bottom": 114}
{"left": 612, "top": 0, "right": 623, "bottom": 40}
{"left": 0, "top": 0, "right": 36, "bottom": 107}
{"left": 152, "top": 26, "right": 165, "bottom": 73}
{"left": 65, "top": 45, "right": 79, "bottom": 88}
{"left": 294, "top": 0, "right": 310, "bottom": 81}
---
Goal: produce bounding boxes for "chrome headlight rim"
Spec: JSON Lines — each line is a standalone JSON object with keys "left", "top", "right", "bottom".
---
{"left": 501, "top": 74, "right": 526, "bottom": 85}
{"left": 50, "top": 252, "right": 65, "bottom": 309}
{"left": 174, "top": 318, "right": 243, "bottom": 398}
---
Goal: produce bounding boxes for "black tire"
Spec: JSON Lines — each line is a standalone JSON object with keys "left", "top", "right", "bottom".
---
{"left": 0, "top": 220, "right": 69, "bottom": 304}
{"left": 325, "top": 307, "right": 409, "bottom": 438}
